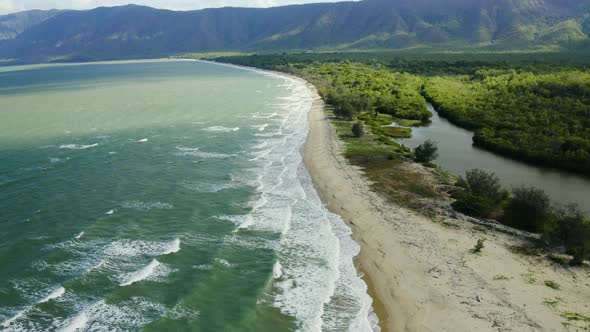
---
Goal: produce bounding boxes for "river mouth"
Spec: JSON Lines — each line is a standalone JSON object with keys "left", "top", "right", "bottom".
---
{"left": 397, "top": 103, "right": 590, "bottom": 213}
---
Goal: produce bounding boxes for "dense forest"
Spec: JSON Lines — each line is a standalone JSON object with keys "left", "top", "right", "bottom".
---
{"left": 214, "top": 52, "right": 590, "bottom": 175}
{"left": 423, "top": 71, "right": 590, "bottom": 174}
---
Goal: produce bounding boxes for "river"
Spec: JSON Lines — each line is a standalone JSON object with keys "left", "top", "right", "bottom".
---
{"left": 397, "top": 104, "right": 590, "bottom": 213}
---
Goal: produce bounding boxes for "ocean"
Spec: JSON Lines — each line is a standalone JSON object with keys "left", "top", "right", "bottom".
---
{"left": 0, "top": 60, "right": 377, "bottom": 331}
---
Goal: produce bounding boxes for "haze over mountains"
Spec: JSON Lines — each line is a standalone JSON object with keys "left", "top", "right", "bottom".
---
{"left": 1, "top": 0, "right": 590, "bottom": 62}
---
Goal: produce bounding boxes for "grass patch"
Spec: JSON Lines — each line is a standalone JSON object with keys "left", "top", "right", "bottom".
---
{"left": 392, "top": 117, "right": 425, "bottom": 127}
{"left": 493, "top": 275, "right": 511, "bottom": 280}
{"left": 381, "top": 126, "right": 412, "bottom": 138}
{"left": 544, "top": 280, "right": 560, "bottom": 290}
{"left": 508, "top": 244, "right": 542, "bottom": 257}
{"left": 547, "top": 254, "right": 569, "bottom": 265}
{"left": 470, "top": 238, "right": 485, "bottom": 254}
{"left": 522, "top": 270, "right": 537, "bottom": 284}
{"left": 561, "top": 312, "right": 590, "bottom": 331}
{"left": 543, "top": 297, "right": 561, "bottom": 308}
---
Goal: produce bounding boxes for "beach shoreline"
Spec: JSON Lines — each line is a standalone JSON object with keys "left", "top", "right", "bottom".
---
{"left": 191, "top": 59, "right": 588, "bottom": 331}
{"left": 300, "top": 80, "right": 590, "bottom": 331}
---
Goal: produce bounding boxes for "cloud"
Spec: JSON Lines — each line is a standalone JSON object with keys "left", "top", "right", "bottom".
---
{"left": 0, "top": 0, "right": 346, "bottom": 14}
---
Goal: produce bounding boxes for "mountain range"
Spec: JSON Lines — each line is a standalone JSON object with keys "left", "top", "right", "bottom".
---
{"left": 1, "top": 0, "right": 590, "bottom": 62}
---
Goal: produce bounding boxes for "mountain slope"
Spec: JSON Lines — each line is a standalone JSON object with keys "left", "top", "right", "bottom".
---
{"left": 0, "top": 9, "right": 63, "bottom": 40}
{"left": 0, "top": 0, "right": 589, "bottom": 61}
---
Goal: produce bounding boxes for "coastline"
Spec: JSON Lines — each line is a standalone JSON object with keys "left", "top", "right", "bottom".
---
{"left": 300, "top": 80, "right": 590, "bottom": 331}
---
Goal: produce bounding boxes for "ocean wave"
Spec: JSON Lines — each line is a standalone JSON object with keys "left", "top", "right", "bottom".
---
{"left": 175, "top": 146, "right": 236, "bottom": 158}
{"left": 251, "top": 123, "right": 269, "bottom": 131}
{"left": 121, "top": 201, "right": 173, "bottom": 211}
{"left": 161, "top": 238, "right": 180, "bottom": 255}
{"left": 203, "top": 126, "right": 239, "bottom": 133}
{"left": 59, "top": 143, "right": 98, "bottom": 150}
{"left": 252, "top": 112, "right": 277, "bottom": 119}
{"left": 38, "top": 286, "right": 65, "bottom": 304}
{"left": 1, "top": 286, "right": 66, "bottom": 329}
{"left": 273, "top": 261, "right": 283, "bottom": 279}
{"left": 120, "top": 259, "right": 160, "bottom": 286}
{"left": 224, "top": 76, "right": 377, "bottom": 330}
{"left": 181, "top": 180, "right": 240, "bottom": 193}
{"left": 61, "top": 297, "right": 165, "bottom": 332}
{"left": 214, "top": 258, "right": 232, "bottom": 268}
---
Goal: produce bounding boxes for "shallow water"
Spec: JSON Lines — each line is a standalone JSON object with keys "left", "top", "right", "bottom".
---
{"left": 0, "top": 60, "right": 377, "bottom": 331}
{"left": 398, "top": 104, "right": 590, "bottom": 212}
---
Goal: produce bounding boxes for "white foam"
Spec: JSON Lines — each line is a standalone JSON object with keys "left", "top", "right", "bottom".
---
{"left": 161, "top": 238, "right": 180, "bottom": 255}
{"left": 273, "top": 261, "right": 283, "bottom": 279}
{"left": 50, "top": 158, "right": 62, "bottom": 163}
{"left": 252, "top": 112, "right": 277, "bottom": 119}
{"left": 252, "top": 124, "right": 269, "bottom": 131}
{"left": 205, "top": 70, "right": 378, "bottom": 330}
{"left": 137, "top": 138, "right": 149, "bottom": 143}
{"left": 60, "top": 298, "right": 165, "bottom": 332}
{"left": 175, "top": 146, "right": 236, "bottom": 158}
{"left": 214, "top": 258, "right": 232, "bottom": 268}
{"left": 62, "top": 311, "right": 88, "bottom": 332}
{"left": 2, "top": 286, "right": 66, "bottom": 328}
{"left": 2, "top": 310, "right": 25, "bottom": 328}
{"left": 74, "top": 231, "right": 84, "bottom": 239}
{"left": 59, "top": 143, "right": 98, "bottom": 150}
{"left": 203, "top": 126, "right": 239, "bottom": 133}
{"left": 105, "top": 209, "right": 115, "bottom": 215}
{"left": 38, "top": 286, "right": 65, "bottom": 303}
{"left": 121, "top": 201, "right": 173, "bottom": 211}
{"left": 120, "top": 259, "right": 160, "bottom": 286}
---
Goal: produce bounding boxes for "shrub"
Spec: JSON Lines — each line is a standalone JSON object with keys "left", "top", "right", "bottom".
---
{"left": 334, "top": 100, "right": 355, "bottom": 119}
{"left": 352, "top": 122, "right": 365, "bottom": 138}
{"left": 451, "top": 192, "right": 496, "bottom": 218}
{"left": 502, "top": 186, "right": 552, "bottom": 233}
{"left": 465, "top": 169, "right": 503, "bottom": 203}
{"left": 544, "top": 280, "right": 560, "bottom": 290}
{"left": 414, "top": 139, "right": 438, "bottom": 163}
{"left": 470, "top": 238, "right": 485, "bottom": 253}
{"left": 546, "top": 204, "right": 590, "bottom": 265}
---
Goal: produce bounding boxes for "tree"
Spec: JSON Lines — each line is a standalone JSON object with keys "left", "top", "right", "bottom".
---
{"left": 352, "top": 122, "right": 365, "bottom": 138}
{"left": 334, "top": 100, "right": 355, "bottom": 120}
{"left": 465, "top": 169, "right": 503, "bottom": 203}
{"left": 414, "top": 139, "right": 439, "bottom": 163}
{"left": 502, "top": 186, "right": 551, "bottom": 232}
{"left": 547, "top": 204, "right": 590, "bottom": 266}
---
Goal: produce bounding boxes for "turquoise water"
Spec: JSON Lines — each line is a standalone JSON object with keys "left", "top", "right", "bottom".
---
{"left": 0, "top": 60, "right": 376, "bottom": 331}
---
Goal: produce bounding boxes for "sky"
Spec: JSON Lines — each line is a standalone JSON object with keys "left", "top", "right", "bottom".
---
{"left": 0, "top": 0, "right": 346, "bottom": 14}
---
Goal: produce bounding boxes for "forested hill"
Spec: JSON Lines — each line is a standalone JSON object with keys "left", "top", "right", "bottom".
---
{"left": 1, "top": 0, "right": 590, "bottom": 61}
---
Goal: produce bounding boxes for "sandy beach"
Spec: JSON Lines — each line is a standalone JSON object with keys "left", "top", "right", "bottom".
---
{"left": 302, "top": 81, "right": 590, "bottom": 331}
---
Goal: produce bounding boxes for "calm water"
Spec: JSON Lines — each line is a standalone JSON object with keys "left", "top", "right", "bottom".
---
{"left": 398, "top": 104, "right": 590, "bottom": 212}
{"left": 0, "top": 60, "right": 377, "bottom": 331}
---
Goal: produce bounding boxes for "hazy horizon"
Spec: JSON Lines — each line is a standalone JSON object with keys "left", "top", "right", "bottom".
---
{"left": 0, "top": 0, "right": 353, "bottom": 15}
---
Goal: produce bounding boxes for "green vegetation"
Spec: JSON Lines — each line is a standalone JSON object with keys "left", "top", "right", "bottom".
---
{"left": 214, "top": 52, "right": 589, "bottom": 265}
{"left": 493, "top": 275, "right": 511, "bottom": 281}
{"left": 544, "top": 280, "right": 560, "bottom": 290}
{"left": 546, "top": 204, "right": 590, "bottom": 266}
{"left": 502, "top": 186, "right": 552, "bottom": 233}
{"left": 423, "top": 72, "right": 590, "bottom": 175}
{"left": 560, "top": 312, "right": 590, "bottom": 331}
{"left": 352, "top": 122, "right": 365, "bottom": 138}
{"left": 470, "top": 238, "right": 486, "bottom": 254}
{"left": 543, "top": 297, "right": 561, "bottom": 308}
{"left": 216, "top": 52, "right": 590, "bottom": 176}
{"left": 452, "top": 169, "right": 507, "bottom": 218}
{"left": 414, "top": 140, "right": 439, "bottom": 163}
